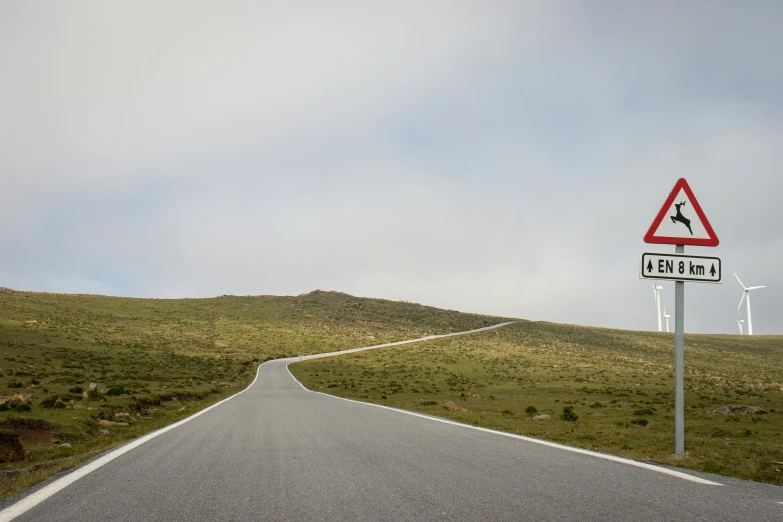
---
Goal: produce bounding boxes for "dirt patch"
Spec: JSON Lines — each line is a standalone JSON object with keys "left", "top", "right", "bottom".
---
{"left": 0, "top": 430, "right": 25, "bottom": 462}
{"left": 2, "top": 419, "right": 59, "bottom": 444}
{"left": 16, "top": 428, "right": 59, "bottom": 444}
{"left": 714, "top": 405, "right": 768, "bottom": 416}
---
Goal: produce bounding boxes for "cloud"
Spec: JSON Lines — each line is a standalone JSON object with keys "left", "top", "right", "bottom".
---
{"left": 1, "top": 1, "right": 781, "bottom": 334}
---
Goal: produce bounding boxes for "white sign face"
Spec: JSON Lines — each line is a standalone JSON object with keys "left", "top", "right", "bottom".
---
{"left": 648, "top": 188, "right": 711, "bottom": 240}
{"left": 640, "top": 253, "right": 722, "bottom": 283}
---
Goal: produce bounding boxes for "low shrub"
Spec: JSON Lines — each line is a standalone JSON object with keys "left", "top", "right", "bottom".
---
{"left": 39, "top": 394, "right": 78, "bottom": 408}
{"left": 2, "top": 417, "right": 56, "bottom": 430}
{"left": 85, "top": 389, "right": 106, "bottom": 401}
{"left": 0, "top": 402, "right": 30, "bottom": 412}
{"left": 106, "top": 385, "right": 129, "bottom": 396}
{"left": 560, "top": 406, "right": 578, "bottom": 422}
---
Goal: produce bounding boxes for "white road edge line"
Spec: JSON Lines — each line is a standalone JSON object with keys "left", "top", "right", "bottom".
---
{"left": 0, "top": 322, "right": 514, "bottom": 521}
{"left": 0, "top": 360, "right": 270, "bottom": 522}
{"left": 298, "top": 322, "right": 516, "bottom": 361}
{"left": 285, "top": 361, "right": 723, "bottom": 486}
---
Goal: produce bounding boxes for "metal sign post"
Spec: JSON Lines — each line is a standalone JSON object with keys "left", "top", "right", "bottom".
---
{"left": 674, "top": 245, "right": 685, "bottom": 454}
{"left": 643, "top": 179, "right": 720, "bottom": 456}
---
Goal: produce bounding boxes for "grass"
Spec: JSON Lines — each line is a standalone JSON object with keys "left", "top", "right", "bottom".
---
{"left": 290, "top": 321, "right": 783, "bottom": 485}
{"left": 0, "top": 287, "right": 503, "bottom": 500}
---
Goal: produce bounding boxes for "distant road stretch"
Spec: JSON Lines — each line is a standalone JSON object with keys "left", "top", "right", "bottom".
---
{"left": 2, "top": 321, "right": 782, "bottom": 521}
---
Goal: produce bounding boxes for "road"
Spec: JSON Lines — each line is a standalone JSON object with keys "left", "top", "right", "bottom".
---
{"left": 2, "top": 323, "right": 781, "bottom": 521}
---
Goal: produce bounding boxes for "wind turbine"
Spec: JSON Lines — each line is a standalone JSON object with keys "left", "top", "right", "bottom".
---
{"left": 663, "top": 307, "right": 671, "bottom": 333}
{"left": 735, "top": 273, "right": 766, "bottom": 336}
{"left": 733, "top": 318, "right": 744, "bottom": 335}
{"left": 652, "top": 284, "right": 663, "bottom": 332}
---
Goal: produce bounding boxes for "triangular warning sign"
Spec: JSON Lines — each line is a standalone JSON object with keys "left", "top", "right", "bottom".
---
{"left": 644, "top": 178, "right": 719, "bottom": 246}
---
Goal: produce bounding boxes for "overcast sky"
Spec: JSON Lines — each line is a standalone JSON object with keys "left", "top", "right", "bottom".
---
{"left": 1, "top": 1, "right": 781, "bottom": 334}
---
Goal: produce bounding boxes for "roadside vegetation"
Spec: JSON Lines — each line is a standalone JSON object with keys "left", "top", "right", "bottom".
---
{"left": 0, "top": 287, "right": 502, "bottom": 500}
{"left": 291, "top": 321, "right": 783, "bottom": 485}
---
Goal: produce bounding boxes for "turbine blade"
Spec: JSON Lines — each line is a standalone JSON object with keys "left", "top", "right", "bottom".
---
{"left": 734, "top": 273, "right": 746, "bottom": 289}
{"left": 747, "top": 286, "right": 766, "bottom": 290}
{"left": 738, "top": 293, "right": 746, "bottom": 310}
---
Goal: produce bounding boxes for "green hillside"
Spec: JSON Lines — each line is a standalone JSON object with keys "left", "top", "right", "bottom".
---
{"left": 0, "top": 287, "right": 503, "bottom": 499}
{"left": 291, "top": 321, "right": 783, "bottom": 485}
{"left": 4, "top": 285, "right": 782, "bottom": 495}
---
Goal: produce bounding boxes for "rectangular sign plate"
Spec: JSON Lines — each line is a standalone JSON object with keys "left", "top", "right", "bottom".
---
{"left": 640, "top": 252, "right": 722, "bottom": 283}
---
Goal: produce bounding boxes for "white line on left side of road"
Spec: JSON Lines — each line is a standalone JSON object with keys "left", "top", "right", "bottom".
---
{"left": 0, "top": 362, "right": 270, "bottom": 522}
{"left": 0, "top": 322, "right": 515, "bottom": 521}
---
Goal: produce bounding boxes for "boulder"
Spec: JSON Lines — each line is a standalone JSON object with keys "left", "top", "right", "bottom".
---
{"left": 0, "top": 430, "right": 25, "bottom": 463}
{"left": 444, "top": 401, "right": 469, "bottom": 413}
{"left": 53, "top": 399, "right": 66, "bottom": 409}
{"left": 532, "top": 414, "right": 551, "bottom": 421}
{"left": 10, "top": 394, "right": 32, "bottom": 405}
{"left": 60, "top": 443, "right": 72, "bottom": 449}
{"left": 0, "top": 394, "right": 32, "bottom": 411}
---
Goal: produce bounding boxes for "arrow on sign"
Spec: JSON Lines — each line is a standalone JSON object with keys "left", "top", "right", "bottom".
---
{"left": 710, "top": 264, "right": 716, "bottom": 277}
{"left": 647, "top": 260, "right": 654, "bottom": 273}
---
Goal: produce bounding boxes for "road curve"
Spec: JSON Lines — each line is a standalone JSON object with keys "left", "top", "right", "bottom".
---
{"left": 2, "top": 323, "right": 781, "bottom": 521}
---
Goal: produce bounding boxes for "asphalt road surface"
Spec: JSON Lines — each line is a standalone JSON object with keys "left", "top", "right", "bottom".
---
{"left": 2, "top": 324, "right": 781, "bottom": 521}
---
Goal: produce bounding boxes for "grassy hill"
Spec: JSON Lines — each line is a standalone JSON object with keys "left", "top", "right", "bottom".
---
{"left": 0, "top": 287, "right": 504, "bottom": 499}
{"left": 3, "top": 286, "right": 781, "bottom": 496}
{"left": 291, "top": 321, "right": 783, "bottom": 485}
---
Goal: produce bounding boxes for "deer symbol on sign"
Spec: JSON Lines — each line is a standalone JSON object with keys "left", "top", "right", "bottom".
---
{"left": 670, "top": 201, "right": 693, "bottom": 235}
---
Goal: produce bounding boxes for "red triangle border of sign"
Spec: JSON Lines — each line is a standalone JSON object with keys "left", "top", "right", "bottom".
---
{"left": 643, "top": 178, "right": 719, "bottom": 247}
